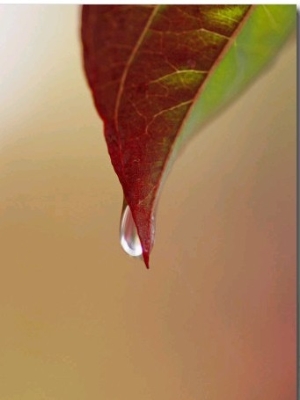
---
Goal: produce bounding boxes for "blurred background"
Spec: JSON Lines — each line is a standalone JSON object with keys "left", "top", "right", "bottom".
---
{"left": 0, "top": 5, "right": 296, "bottom": 400}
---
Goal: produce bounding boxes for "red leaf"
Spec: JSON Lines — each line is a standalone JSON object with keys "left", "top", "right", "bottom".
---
{"left": 81, "top": 5, "right": 251, "bottom": 267}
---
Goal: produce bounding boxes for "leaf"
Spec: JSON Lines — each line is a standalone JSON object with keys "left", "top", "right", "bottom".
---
{"left": 81, "top": 5, "right": 296, "bottom": 268}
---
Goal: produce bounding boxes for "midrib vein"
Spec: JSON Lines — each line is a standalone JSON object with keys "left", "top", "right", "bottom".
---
{"left": 114, "top": 5, "right": 160, "bottom": 129}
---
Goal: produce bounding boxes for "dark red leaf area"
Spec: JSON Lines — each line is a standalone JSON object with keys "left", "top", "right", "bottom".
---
{"left": 81, "top": 5, "right": 250, "bottom": 266}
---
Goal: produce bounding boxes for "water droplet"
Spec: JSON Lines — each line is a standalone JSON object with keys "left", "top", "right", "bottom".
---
{"left": 120, "top": 203, "right": 143, "bottom": 257}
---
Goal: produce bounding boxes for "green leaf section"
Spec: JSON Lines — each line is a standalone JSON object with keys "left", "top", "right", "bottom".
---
{"left": 178, "top": 5, "right": 296, "bottom": 149}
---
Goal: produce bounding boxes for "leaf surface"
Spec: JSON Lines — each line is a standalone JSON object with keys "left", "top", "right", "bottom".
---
{"left": 81, "top": 5, "right": 296, "bottom": 267}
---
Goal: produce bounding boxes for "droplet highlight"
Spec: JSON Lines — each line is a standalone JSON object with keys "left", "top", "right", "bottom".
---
{"left": 120, "top": 204, "right": 143, "bottom": 257}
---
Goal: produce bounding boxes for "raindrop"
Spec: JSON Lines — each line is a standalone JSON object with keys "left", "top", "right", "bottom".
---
{"left": 120, "top": 203, "right": 143, "bottom": 257}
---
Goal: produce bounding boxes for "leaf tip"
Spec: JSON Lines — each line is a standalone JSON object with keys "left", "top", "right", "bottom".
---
{"left": 142, "top": 251, "right": 150, "bottom": 269}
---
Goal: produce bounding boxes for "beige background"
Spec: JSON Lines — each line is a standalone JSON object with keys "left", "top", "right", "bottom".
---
{"left": 0, "top": 5, "right": 296, "bottom": 400}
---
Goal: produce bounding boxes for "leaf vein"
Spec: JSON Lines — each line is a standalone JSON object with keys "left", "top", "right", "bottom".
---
{"left": 114, "top": 6, "right": 160, "bottom": 127}
{"left": 149, "top": 70, "right": 207, "bottom": 85}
